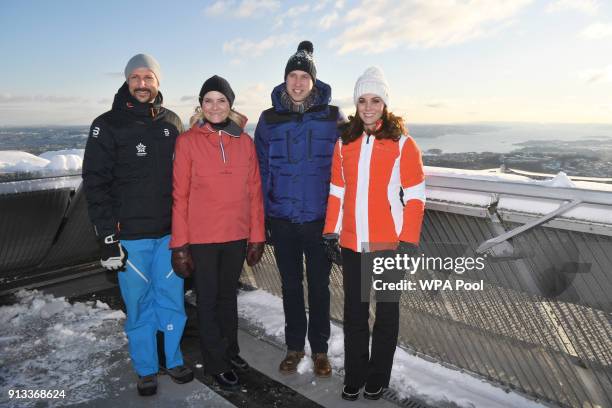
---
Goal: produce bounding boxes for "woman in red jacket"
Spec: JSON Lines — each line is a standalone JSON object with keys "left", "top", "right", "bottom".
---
{"left": 170, "top": 75, "right": 265, "bottom": 391}
{"left": 322, "top": 67, "right": 425, "bottom": 401}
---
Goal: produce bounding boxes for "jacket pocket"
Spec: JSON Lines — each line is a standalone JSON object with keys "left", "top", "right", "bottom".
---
{"left": 194, "top": 164, "right": 249, "bottom": 205}
{"left": 309, "top": 132, "right": 335, "bottom": 162}
{"left": 269, "top": 133, "right": 288, "bottom": 161}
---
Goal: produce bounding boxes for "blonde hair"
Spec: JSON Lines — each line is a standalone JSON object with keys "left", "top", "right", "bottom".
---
{"left": 189, "top": 106, "right": 244, "bottom": 128}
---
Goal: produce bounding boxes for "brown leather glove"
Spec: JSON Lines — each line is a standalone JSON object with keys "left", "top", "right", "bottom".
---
{"left": 246, "top": 242, "right": 265, "bottom": 266}
{"left": 171, "top": 245, "right": 193, "bottom": 278}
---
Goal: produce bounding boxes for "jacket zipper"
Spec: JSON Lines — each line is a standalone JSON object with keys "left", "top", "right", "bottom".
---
{"left": 286, "top": 130, "right": 291, "bottom": 163}
{"left": 307, "top": 130, "right": 312, "bottom": 160}
{"left": 219, "top": 130, "right": 227, "bottom": 164}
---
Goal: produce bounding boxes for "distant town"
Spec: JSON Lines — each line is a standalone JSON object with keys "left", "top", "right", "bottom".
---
{"left": 1, "top": 126, "right": 612, "bottom": 179}
{"left": 423, "top": 138, "right": 612, "bottom": 178}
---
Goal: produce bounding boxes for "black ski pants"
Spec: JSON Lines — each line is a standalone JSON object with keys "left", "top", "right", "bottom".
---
{"left": 342, "top": 247, "right": 403, "bottom": 389}
{"left": 190, "top": 239, "right": 246, "bottom": 375}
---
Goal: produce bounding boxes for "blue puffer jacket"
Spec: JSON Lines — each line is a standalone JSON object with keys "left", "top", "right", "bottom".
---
{"left": 255, "top": 80, "right": 341, "bottom": 223}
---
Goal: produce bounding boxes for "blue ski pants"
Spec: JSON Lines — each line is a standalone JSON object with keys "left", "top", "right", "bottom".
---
{"left": 118, "top": 234, "right": 186, "bottom": 376}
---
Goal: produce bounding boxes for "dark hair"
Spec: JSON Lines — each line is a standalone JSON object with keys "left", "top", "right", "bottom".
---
{"left": 340, "top": 106, "right": 407, "bottom": 145}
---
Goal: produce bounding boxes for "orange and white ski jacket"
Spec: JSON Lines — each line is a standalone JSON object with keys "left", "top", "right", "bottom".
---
{"left": 323, "top": 133, "right": 425, "bottom": 252}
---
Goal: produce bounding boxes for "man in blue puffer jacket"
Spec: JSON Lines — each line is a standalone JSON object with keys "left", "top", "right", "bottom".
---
{"left": 255, "top": 40, "right": 344, "bottom": 377}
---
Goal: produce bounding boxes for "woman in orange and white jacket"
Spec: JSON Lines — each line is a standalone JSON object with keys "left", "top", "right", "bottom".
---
{"left": 170, "top": 75, "right": 265, "bottom": 391}
{"left": 322, "top": 67, "right": 425, "bottom": 401}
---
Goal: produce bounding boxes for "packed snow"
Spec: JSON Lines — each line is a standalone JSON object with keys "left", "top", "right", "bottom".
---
{"left": 426, "top": 166, "right": 612, "bottom": 191}
{"left": 426, "top": 188, "right": 496, "bottom": 207}
{"left": 0, "top": 176, "right": 82, "bottom": 194}
{"left": 0, "top": 290, "right": 127, "bottom": 408}
{"left": 237, "top": 289, "right": 545, "bottom": 408}
{"left": 0, "top": 149, "right": 83, "bottom": 174}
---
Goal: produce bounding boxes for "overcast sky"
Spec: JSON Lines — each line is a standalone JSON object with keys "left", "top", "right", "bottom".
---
{"left": 1, "top": 0, "right": 611, "bottom": 126}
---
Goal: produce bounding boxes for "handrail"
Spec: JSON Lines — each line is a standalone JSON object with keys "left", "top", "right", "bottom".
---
{"left": 425, "top": 174, "right": 612, "bottom": 206}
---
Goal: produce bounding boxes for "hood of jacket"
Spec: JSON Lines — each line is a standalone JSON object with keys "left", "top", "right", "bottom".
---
{"left": 270, "top": 79, "right": 332, "bottom": 113}
{"left": 112, "top": 82, "right": 164, "bottom": 117}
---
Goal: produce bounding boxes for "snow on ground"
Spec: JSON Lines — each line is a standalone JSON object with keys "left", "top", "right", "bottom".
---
{"left": 237, "top": 289, "right": 546, "bottom": 408}
{"left": 0, "top": 290, "right": 127, "bottom": 408}
{"left": 0, "top": 149, "right": 84, "bottom": 173}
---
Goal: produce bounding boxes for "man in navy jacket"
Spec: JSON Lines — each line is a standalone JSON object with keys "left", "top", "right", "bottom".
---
{"left": 255, "top": 41, "right": 343, "bottom": 377}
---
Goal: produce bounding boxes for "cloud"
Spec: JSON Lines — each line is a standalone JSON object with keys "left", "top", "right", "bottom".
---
{"left": 274, "top": 4, "right": 310, "bottom": 28}
{"left": 223, "top": 34, "right": 297, "bottom": 57}
{"left": 205, "top": 0, "right": 280, "bottom": 18}
{"left": 426, "top": 102, "right": 447, "bottom": 109}
{"left": 312, "top": 0, "right": 330, "bottom": 12}
{"left": 580, "top": 66, "right": 612, "bottom": 83}
{"left": 331, "top": 96, "right": 355, "bottom": 116}
{"left": 329, "top": 0, "right": 533, "bottom": 54}
{"left": 546, "top": 0, "right": 599, "bottom": 15}
{"left": 319, "top": 11, "right": 339, "bottom": 30}
{"left": 204, "top": 0, "right": 229, "bottom": 16}
{"left": 0, "top": 94, "right": 86, "bottom": 104}
{"left": 180, "top": 95, "right": 196, "bottom": 102}
{"left": 234, "top": 82, "right": 267, "bottom": 107}
{"left": 580, "top": 22, "right": 612, "bottom": 39}
{"left": 0, "top": 94, "right": 31, "bottom": 103}
{"left": 233, "top": 82, "right": 270, "bottom": 121}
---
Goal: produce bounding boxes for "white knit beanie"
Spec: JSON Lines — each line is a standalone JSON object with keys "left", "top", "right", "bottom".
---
{"left": 124, "top": 53, "right": 162, "bottom": 83}
{"left": 353, "top": 66, "right": 389, "bottom": 106}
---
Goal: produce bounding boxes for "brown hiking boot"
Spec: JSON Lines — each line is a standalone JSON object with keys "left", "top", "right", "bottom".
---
{"left": 312, "top": 353, "right": 332, "bottom": 378}
{"left": 279, "top": 350, "right": 305, "bottom": 374}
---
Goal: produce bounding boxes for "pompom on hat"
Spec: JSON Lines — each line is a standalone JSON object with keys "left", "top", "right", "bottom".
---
{"left": 353, "top": 66, "right": 390, "bottom": 106}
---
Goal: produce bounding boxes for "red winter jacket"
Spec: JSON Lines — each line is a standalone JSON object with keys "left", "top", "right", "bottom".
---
{"left": 170, "top": 114, "right": 265, "bottom": 247}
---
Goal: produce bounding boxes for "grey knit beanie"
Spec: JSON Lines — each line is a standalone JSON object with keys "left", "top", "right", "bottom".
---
{"left": 124, "top": 53, "right": 162, "bottom": 83}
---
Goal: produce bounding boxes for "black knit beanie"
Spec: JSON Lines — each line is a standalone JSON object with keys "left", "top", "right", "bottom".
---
{"left": 284, "top": 41, "right": 316, "bottom": 82}
{"left": 198, "top": 75, "right": 235, "bottom": 107}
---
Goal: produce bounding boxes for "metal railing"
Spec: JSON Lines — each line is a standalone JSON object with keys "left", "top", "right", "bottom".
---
{"left": 243, "top": 175, "right": 612, "bottom": 408}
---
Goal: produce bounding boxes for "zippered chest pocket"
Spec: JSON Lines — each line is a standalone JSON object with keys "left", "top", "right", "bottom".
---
{"left": 308, "top": 130, "right": 335, "bottom": 162}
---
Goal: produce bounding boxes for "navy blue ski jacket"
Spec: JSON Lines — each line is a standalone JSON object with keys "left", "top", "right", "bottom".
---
{"left": 255, "top": 80, "right": 342, "bottom": 223}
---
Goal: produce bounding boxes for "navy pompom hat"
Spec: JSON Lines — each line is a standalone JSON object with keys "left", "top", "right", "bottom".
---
{"left": 284, "top": 41, "right": 316, "bottom": 82}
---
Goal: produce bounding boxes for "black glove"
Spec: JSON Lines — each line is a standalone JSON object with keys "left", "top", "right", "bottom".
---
{"left": 397, "top": 241, "right": 419, "bottom": 257}
{"left": 171, "top": 246, "right": 194, "bottom": 278}
{"left": 246, "top": 242, "right": 265, "bottom": 266}
{"left": 322, "top": 234, "right": 342, "bottom": 266}
{"left": 99, "top": 234, "right": 127, "bottom": 271}
{"left": 265, "top": 219, "right": 273, "bottom": 245}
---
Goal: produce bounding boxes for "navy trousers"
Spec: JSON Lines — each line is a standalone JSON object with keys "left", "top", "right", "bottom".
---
{"left": 269, "top": 218, "right": 331, "bottom": 353}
